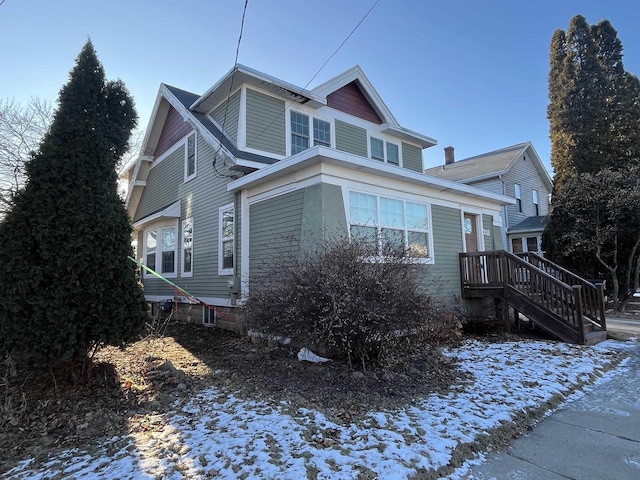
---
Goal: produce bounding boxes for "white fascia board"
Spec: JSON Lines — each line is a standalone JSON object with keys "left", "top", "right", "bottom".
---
{"left": 235, "top": 158, "right": 271, "bottom": 170}
{"left": 381, "top": 123, "right": 437, "bottom": 148}
{"left": 524, "top": 142, "right": 554, "bottom": 190}
{"left": 132, "top": 200, "right": 182, "bottom": 229}
{"left": 191, "top": 64, "right": 325, "bottom": 113}
{"left": 227, "top": 146, "right": 515, "bottom": 206}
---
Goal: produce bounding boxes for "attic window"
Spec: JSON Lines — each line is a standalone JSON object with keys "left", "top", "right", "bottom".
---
{"left": 184, "top": 133, "right": 197, "bottom": 182}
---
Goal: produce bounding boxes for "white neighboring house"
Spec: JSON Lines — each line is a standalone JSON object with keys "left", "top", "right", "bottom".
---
{"left": 425, "top": 142, "right": 553, "bottom": 255}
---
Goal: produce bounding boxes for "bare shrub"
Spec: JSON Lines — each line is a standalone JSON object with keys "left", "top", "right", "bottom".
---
{"left": 244, "top": 236, "right": 459, "bottom": 368}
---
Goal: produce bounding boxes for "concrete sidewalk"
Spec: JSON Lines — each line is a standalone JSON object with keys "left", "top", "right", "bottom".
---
{"left": 466, "top": 339, "right": 640, "bottom": 480}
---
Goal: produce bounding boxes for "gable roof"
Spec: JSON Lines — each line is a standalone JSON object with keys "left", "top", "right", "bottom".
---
{"left": 424, "top": 142, "right": 552, "bottom": 190}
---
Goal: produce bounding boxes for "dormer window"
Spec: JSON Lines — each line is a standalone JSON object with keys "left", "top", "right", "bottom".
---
{"left": 290, "top": 111, "right": 332, "bottom": 155}
{"left": 370, "top": 136, "right": 400, "bottom": 165}
{"left": 291, "top": 111, "right": 309, "bottom": 155}
{"left": 370, "top": 137, "right": 384, "bottom": 161}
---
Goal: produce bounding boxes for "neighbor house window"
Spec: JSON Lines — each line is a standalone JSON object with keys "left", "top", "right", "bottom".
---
{"left": 203, "top": 306, "right": 215, "bottom": 326}
{"left": 313, "top": 118, "right": 331, "bottom": 147}
{"left": 291, "top": 111, "right": 309, "bottom": 155}
{"left": 185, "top": 132, "right": 197, "bottom": 181}
{"left": 526, "top": 237, "right": 539, "bottom": 253}
{"left": 511, "top": 238, "right": 523, "bottom": 253}
{"left": 144, "top": 224, "right": 178, "bottom": 277}
{"left": 349, "top": 191, "right": 431, "bottom": 260}
{"left": 218, "top": 204, "right": 234, "bottom": 275}
{"left": 532, "top": 189, "right": 539, "bottom": 216}
{"left": 182, "top": 218, "right": 193, "bottom": 277}
{"left": 514, "top": 183, "right": 522, "bottom": 213}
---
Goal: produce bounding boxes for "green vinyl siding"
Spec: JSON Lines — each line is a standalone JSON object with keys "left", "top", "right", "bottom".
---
{"left": 482, "top": 214, "right": 494, "bottom": 250}
{"left": 137, "top": 136, "right": 237, "bottom": 300}
{"left": 335, "top": 120, "right": 367, "bottom": 157}
{"left": 249, "top": 189, "right": 305, "bottom": 286}
{"left": 431, "top": 204, "right": 463, "bottom": 297}
{"left": 134, "top": 147, "right": 183, "bottom": 221}
{"left": 210, "top": 90, "right": 241, "bottom": 144}
{"left": 245, "top": 88, "right": 286, "bottom": 155}
{"left": 402, "top": 142, "right": 423, "bottom": 172}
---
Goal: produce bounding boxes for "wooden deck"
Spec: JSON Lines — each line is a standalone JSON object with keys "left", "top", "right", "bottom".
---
{"left": 459, "top": 251, "right": 607, "bottom": 345}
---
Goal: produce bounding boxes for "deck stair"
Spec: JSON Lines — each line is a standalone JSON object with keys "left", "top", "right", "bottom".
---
{"left": 459, "top": 251, "right": 607, "bottom": 345}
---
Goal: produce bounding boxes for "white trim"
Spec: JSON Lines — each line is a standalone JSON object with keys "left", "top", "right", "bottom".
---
{"left": 132, "top": 200, "right": 181, "bottom": 228}
{"left": 237, "top": 86, "right": 247, "bottom": 149}
{"left": 184, "top": 132, "right": 197, "bottom": 182}
{"left": 218, "top": 203, "right": 235, "bottom": 276}
{"left": 150, "top": 130, "right": 192, "bottom": 170}
{"left": 227, "top": 145, "right": 515, "bottom": 206}
{"left": 181, "top": 217, "right": 194, "bottom": 277}
{"left": 240, "top": 190, "right": 250, "bottom": 299}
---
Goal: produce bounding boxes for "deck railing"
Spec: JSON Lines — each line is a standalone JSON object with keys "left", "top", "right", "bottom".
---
{"left": 459, "top": 251, "right": 607, "bottom": 342}
{"left": 516, "top": 252, "right": 606, "bottom": 330}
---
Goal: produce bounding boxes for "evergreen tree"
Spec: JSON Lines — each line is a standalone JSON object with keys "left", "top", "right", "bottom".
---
{"left": 0, "top": 41, "right": 147, "bottom": 369}
{"left": 544, "top": 15, "right": 640, "bottom": 301}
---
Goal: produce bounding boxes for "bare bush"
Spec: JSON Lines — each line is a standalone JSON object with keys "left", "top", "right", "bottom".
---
{"left": 244, "top": 237, "right": 459, "bottom": 368}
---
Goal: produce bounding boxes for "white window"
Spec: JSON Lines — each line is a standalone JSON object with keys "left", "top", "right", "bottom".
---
{"left": 348, "top": 191, "right": 432, "bottom": 260}
{"left": 291, "top": 112, "right": 332, "bottom": 155}
{"left": 386, "top": 142, "right": 399, "bottom": 166}
{"left": 532, "top": 189, "right": 539, "bottom": 216}
{"left": 370, "top": 137, "right": 384, "bottom": 161}
{"left": 185, "top": 132, "right": 197, "bottom": 182}
{"left": 144, "top": 224, "right": 178, "bottom": 277}
{"left": 313, "top": 118, "right": 331, "bottom": 147}
{"left": 218, "top": 204, "right": 234, "bottom": 275}
{"left": 369, "top": 137, "right": 400, "bottom": 165}
{"left": 514, "top": 183, "right": 522, "bottom": 213}
{"left": 291, "top": 111, "right": 309, "bottom": 155}
{"left": 203, "top": 306, "right": 216, "bottom": 326}
{"left": 181, "top": 218, "right": 193, "bottom": 277}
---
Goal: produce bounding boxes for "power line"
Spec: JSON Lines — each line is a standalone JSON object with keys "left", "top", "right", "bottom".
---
{"left": 244, "top": 0, "right": 380, "bottom": 150}
{"left": 213, "top": 0, "right": 249, "bottom": 178}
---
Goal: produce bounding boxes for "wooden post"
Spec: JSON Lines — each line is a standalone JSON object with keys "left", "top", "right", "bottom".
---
{"left": 598, "top": 283, "right": 607, "bottom": 331}
{"left": 574, "top": 285, "right": 585, "bottom": 344}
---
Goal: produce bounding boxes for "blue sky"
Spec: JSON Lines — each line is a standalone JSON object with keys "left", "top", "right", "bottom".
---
{"left": 1, "top": 0, "right": 638, "bottom": 174}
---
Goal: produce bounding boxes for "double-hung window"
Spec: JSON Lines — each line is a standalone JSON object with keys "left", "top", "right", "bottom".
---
{"left": 370, "top": 137, "right": 400, "bottom": 165}
{"left": 532, "top": 189, "right": 539, "bottom": 216}
{"left": 182, "top": 218, "right": 193, "bottom": 277}
{"left": 144, "top": 224, "right": 178, "bottom": 277}
{"left": 291, "top": 112, "right": 309, "bottom": 155}
{"left": 349, "top": 191, "right": 431, "bottom": 260}
{"left": 313, "top": 118, "right": 331, "bottom": 147}
{"left": 184, "top": 133, "right": 197, "bottom": 182}
{"left": 514, "top": 183, "right": 522, "bottom": 213}
{"left": 218, "top": 204, "right": 234, "bottom": 275}
{"left": 291, "top": 112, "right": 331, "bottom": 154}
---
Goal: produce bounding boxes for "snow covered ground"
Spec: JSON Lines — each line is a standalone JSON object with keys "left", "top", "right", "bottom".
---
{"left": 3, "top": 339, "right": 628, "bottom": 480}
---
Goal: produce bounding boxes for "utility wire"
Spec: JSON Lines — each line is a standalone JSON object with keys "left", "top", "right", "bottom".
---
{"left": 245, "top": 0, "right": 380, "bottom": 151}
{"left": 213, "top": 0, "right": 249, "bottom": 178}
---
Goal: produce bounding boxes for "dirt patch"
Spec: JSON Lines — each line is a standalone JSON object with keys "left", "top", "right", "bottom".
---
{"left": 0, "top": 322, "right": 462, "bottom": 474}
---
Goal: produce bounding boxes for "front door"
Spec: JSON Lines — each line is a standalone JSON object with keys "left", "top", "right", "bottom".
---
{"left": 464, "top": 214, "right": 479, "bottom": 253}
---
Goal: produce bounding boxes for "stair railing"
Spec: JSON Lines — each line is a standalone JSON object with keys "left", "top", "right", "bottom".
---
{"left": 518, "top": 252, "right": 606, "bottom": 331}
{"left": 460, "top": 251, "right": 587, "bottom": 343}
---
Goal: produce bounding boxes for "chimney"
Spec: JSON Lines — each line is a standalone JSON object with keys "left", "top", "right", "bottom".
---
{"left": 444, "top": 146, "right": 455, "bottom": 165}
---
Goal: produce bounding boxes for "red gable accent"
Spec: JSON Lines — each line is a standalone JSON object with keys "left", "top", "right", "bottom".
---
{"left": 327, "top": 81, "right": 382, "bottom": 124}
{"left": 154, "top": 106, "right": 192, "bottom": 157}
